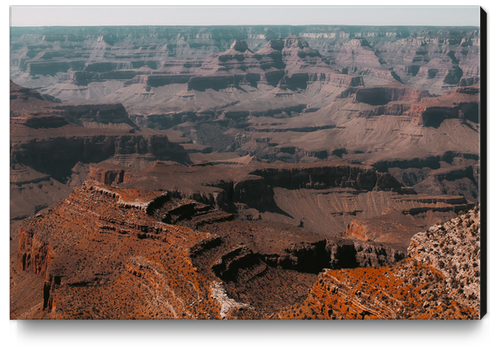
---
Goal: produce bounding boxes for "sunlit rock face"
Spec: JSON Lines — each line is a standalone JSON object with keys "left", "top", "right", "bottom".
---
{"left": 10, "top": 24, "right": 481, "bottom": 320}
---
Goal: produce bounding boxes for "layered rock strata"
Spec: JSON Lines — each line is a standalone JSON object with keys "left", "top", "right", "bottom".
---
{"left": 10, "top": 81, "right": 190, "bottom": 220}
{"left": 13, "top": 180, "right": 407, "bottom": 319}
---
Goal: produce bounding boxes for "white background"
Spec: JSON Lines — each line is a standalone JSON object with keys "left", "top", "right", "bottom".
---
{"left": 3, "top": 1, "right": 489, "bottom": 346}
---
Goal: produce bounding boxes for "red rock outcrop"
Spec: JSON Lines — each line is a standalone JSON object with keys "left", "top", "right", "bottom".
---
{"left": 12, "top": 180, "right": 325, "bottom": 319}
{"left": 11, "top": 158, "right": 481, "bottom": 320}
{"left": 15, "top": 181, "right": 226, "bottom": 319}
{"left": 9, "top": 25, "right": 482, "bottom": 320}
{"left": 275, "top": 206, "right": 481, "bottom": 319}
{"left": 87, "top": 164, "right": 130, "bottom": 186}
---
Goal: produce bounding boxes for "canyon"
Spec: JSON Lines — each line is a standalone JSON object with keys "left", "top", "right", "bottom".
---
{"left": 10, "top": 24, "right": 481, "bottom": 319}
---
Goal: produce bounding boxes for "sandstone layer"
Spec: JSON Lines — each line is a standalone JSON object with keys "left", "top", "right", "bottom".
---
{"left": 10, "top": 27, "right": 481, "bottom": 202}
{"left": 12, "top": 179, "right": 403, "bottom": 319}
{"left": 10, "top": 81, "right": 190, "bottom": 220}
{"left": 11, "top": 173, "right": 481, "bottom": 319}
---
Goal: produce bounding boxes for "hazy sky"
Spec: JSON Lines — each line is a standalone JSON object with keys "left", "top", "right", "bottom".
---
{"left": 10, "top": 5, "right": 481, "bottom": 27}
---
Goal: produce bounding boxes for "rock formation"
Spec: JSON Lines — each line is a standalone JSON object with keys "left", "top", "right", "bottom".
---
{"left": 11, "top": 26, "right": 479, "bottom": 100}
{"left": 9, "top": 24, "right": 481, "bottom": 320}
{"left": 11, "top": 166, "right": 481, "bottom": 319}
{"left": 10, "top": 81, "right": 190, "bottom": 220}
{"left": 10, "top": 28, "right": 480, "bottom": 204}
{"left": 10, "top": 175, "right": 406, "bottom": 319}
{"left": 15, "top": 181, "right": 224, "bottom": 319}
{"left": 274, "top": 206, "right": 481, "bottom": 319}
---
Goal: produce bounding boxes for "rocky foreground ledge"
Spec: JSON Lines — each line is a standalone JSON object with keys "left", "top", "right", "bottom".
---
{"left": 12, "top": 172, "right": 481, "bottom": 319}
{"left": 275, "top": 206, "right": 481, "bottom": 319}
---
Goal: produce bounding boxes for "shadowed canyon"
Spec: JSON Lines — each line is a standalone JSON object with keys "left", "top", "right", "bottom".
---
{"left": 10, "top": 25, "right": 482, "bottom": 319}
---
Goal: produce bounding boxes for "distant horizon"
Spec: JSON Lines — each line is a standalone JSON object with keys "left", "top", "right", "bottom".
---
{"left": 10, "top": 6, "right": 481, "bottom": 27}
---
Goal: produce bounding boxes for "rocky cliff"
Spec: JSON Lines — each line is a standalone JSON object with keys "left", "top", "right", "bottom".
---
{"left": 12, "top": 175, "right": 481, "bottom": 319}
{"left": 10, "top": 82, "right": 190, "bottom": 220}
{"left": 10, "top": 25, "right": 479, "bottom": 123}
{"left": 408, "top": 206, "right": 480, "bottom": 311}
{"left": 11, "top": 25, "right": 479, "bottom": 97}
{"left": 250, "top": 162, "right": 401, "bottom": 191}
{"left": 10, "top": 28, "right": 480, "bottom": 206}
{"left": 354, "top": 82, "right": 432, "bottom": 105}
{"left": 15, "top": 182, "right": 224, "bottom": 319}
{"left": 12, "top": 177, "right": 409, "bottom": 319}
{"left": 86, "top": 159, "right": 475, "bottom": 247}
{"left": 12, "top": 134, "right": 189, "bottom": 181}
{"left": 9, "top": 24, "right": 481, "bottom": 320}
{"left": 275, "top": 206, "right": 481, "bottom": 319}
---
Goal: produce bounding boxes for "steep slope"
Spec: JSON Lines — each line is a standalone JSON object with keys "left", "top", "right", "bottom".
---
{"left": 10, "top": 81, "right": 190, "bottom": 220}
{"left": 275, "top": 206, "right": 480, "bottom": 319}
{"left": 12, "top": 179, "right": 405, "bottom": 319}
{"left": 11, "top": 171, "right": 480, "bottom": 319}
{"left": 237, "top": 83, "right": 480, "bottom": 201}
{"left": 13, "top": 182, "right": 224, "bottom": 319}
{"left": 10, "top": 28, "right": 480, "bottom": 206}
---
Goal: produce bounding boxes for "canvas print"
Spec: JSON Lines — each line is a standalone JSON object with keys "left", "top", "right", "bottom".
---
{"left": 9, "top": 6, "right": 483, "bottom": 320}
